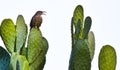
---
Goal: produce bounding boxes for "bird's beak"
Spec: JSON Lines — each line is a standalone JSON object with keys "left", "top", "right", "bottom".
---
{"left": 42, "top": 11, "right": 47, "bottom": 15}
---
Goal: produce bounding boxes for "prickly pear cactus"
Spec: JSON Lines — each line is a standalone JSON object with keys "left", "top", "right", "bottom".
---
{"left": 98, "top": 45, "right": 117, "bottom": 70}
{"left": 69, "top": 39, "right": 91, "bottom": 70}
{"left": 0, "top": 19, "right": 16, "bottom": 53}
{"left": 69, "top": 5, "right": 95, "bottom": 70}
{"left": 0, "top": 13, "right": 48, "bottom": 70}
{"left": 87, "top": 31, "right": 95, "bottom": 60}
{"left": 27, "top": 27, "right": 48, "bottom": 70}
{"left": 0, "top": 46, "right": 10, "bottom": 70}
{"left": 9, "top": 53, "right": 29, "bottom": 70}
{"left": 16, "top": 15, "right": 28, "bottom": 54}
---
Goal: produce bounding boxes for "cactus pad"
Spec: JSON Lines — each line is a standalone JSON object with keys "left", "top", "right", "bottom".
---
{"left": 98, "top": 45, "right": 117, "bottom": 70}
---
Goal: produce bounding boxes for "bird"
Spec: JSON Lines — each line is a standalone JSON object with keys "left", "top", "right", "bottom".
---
{"left": 30, "top": 11, "right": 46, "bottom": 28}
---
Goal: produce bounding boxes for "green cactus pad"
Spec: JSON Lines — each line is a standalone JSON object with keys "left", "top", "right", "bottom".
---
{"left": 74, "top": 19, "right": 81, "bottom": 41}
{"left": 9, "top": 53, "right": 29, "bottom": 70}
{"left": 0, "top": 46, "right": 10, "bottom": 70}
{"left": 71, "top": 17, "right": 81, "bottom": 48}
{"left": 16, "top": 15, "right": 28, "bottom": 53}
{"left": 29, "top": 37, "right": 48, "bottom": 70}
{"left": 99, "top": 45, "right": 117, "bottom": 70}
{"left": 27, "top": 28, "right": 43, "bottom": 64}
{"left": 71, "top": 17, "right": 74, "bottom": 48}
{"left": 42, "top": 37, "right": 49, "bottom": 55}
{"left": 69, "top": 39, "right": 91, "bottom": 70}
{"left": 73, "top": 5, "right": 84, "bottom": 27}
{"left": 0, "top": 19, "right": 16, "bottom": 53}
{"left": 73, "top": 5, "right": 84, "bottom": 39}
{"left": 17, "top": 55, "right": 29, "bottom": 70}
{"left": 29, "top": 55, "right": 46, "bottom": 70}
{"left": 87, "top": 31, "right": 95, "bottom": 60}
{"left": 20, "top": 46, "right": 27, "bottom": 57}
{"left": 82, "top": 16, "right": 92, "bottom": 39}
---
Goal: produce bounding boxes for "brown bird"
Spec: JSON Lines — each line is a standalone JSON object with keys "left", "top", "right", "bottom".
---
{"left": 30, "top": 11, "right": 46, "bottom": 28}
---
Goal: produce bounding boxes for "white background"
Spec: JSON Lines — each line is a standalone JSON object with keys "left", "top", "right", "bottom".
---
{"left": 0, "top": 0, "right": 119, "bottom": 70}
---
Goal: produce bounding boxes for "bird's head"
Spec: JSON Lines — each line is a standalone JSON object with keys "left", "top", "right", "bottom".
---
{"left": 35, "top": 11, "right": 46, "bottom": 16}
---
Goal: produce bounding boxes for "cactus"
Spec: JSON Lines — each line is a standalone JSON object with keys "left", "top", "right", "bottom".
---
{"left": 69, "top": 5, "right": 95, "bottom": 70}
{"left": 9, "top": 53, "right": 29, "bottom": 70}
{"left": 0, "top": 46, "right": 10, "bottom": 70}
{"left": 0, "top": 14, "right": 48, "bottom": 70}
{"left": 70, "top": 5, "right": 118, "bottom": 70}
{"left": 16, "top": 15, "right": 28, "bottom": 53}
{"left": 69, "top": 39, "right": 91, "bottom": 70}
{"left": 27, "top": 28, "right": 48, "bottom": 70}
{"left": 98, "top": 45, "right": 117, "bottom": 70}
{"left": 0, "top": 5, "right": 118, "bottom": 70}
{"left": 87, "top": 31, "right": 95, "bottom": 60}
{"left": 0, "top": 19, "right": 16, "bottom": 53}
